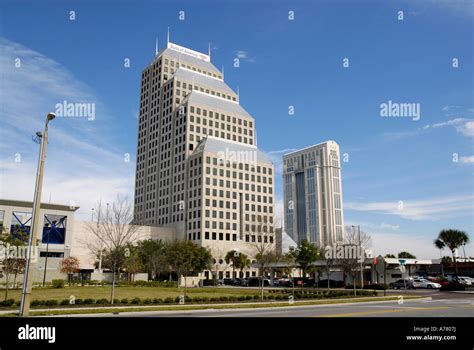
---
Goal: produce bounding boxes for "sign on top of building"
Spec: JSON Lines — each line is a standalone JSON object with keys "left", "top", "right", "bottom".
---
{"left": 167, "top": 42, "right": 210, "bottom": 62}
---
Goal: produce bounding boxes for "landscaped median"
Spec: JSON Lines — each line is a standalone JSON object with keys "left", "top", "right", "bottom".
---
{"left": 0, "top": 286, "right": 427, "bottom": 316}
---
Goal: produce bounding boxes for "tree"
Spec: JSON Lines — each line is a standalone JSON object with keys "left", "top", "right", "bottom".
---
{"left": 3, "top": 258, "right": 26, "bottom": 300}
{"left": 287, "top": 240, "right": 320, "bottom": 290}
{"left": 164, "top": 240, "right": 212, "bottom": 297}
{"left": 342, "top": 227, "right": 372, "bottom": 288}
{"left": 86, "top": 196, "right": 140, "bottom": 304}
{"left": 249, "top": 217, "right": 276, "bottom": 301}
{"left": 434, "top": 239, "right": 445, "bottom": 277}
{"left": 398, "top": 251, "right": 416, "bottom": 259}
{"left": 435, "top": 229, "right": 470, "bottom": 278}
{"left": 136, "top": 239, "right": 165, "bottom": 280}
{"left": 441, "top": 256, "right": 453, "bottom": 266}
{"left": 225, "top": 250, "right": 251, "bottom": 279}
{"left": 344, "top": 226, "right": 372, "bottom": 248}
{"left": 384, "top": 254, "right": 396, "bottom": 258}
{"left": 59, "top": 256, "right": 80, "bottom": 283}
{"left": 321, "top": 252, "right": 338, "bottom": 290}
{"left": 123, "top": 245, "right": 144, "bottom": 282}
{"left": 0, "top": 227, "right": 28, "bottom": 300}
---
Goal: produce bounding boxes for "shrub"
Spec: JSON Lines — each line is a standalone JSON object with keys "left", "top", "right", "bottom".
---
{"left": 238, "top": 296, "right": 246, "bottom": 301}
{"left": 0, "top": 299, "right": 15, "bottom": 307}
{"left": 364, "top": 283, "right": 387, "bottom": 290}
{"left": 60, "top": 299, "right": 70, "bottom": 306}
{"left": 201, "top": 297, "right": 209, "bottom": 303}
{"left": 228, "top": 296, "right": 238, "bottom": 302}
{"left": 120, "top": 298, "right": 129, "bottom": 304}
{"left": 51, "top": 279, "right": 65, "bottom": 288}
{"left": 143, "top": 298, "right": 152, "bottom": 304}
{"left": 131, "top": 297, "right": 141, "bottom": 304}
{"left": 45, "top": 300, "right": 58, "bottom": 306}
{"left": 113, "top": 299, "right": 120, "bottom": 304}
{"left": 30, "top": 300, "right": 43, "bottom": 307}
{"left": 152, "top": 298, "right": 163, "bottom": 304}
{"left": 219, "top": 296, "right": 229, "bottom": 302}
{"left": 164, "top": 297, "right": 174, "bottom": 304}
{"left": 209, "top": 297, "right": 218, "bottom": 302}
{"left": 96, "top": 298, "right": 109, "bottom": 304}
{"left": 253, "top": 295, "right": 259, "bottom": 300}
{"left": 74, "top": 299, "right": 83, "bottom": 305}
{"left": 83, "top": 298, "right": 94, "bottom": 305}
{"left": 246, "top": 295, "right": 253, "bottom": 301}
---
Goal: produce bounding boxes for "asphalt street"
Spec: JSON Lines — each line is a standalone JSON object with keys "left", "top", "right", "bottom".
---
{"left": 109, "top": 291, "right": 474, "bottom": 317}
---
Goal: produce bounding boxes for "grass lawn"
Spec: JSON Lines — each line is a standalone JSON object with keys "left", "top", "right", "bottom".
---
{"left": 3, "top": 286, "right": 260, "bottom": 302}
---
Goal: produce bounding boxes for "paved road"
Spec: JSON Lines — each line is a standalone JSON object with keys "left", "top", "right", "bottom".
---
{"left": 111, "top": 294, "right": 474, "bottom": 318}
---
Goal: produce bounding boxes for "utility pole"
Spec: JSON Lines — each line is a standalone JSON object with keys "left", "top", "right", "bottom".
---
{"left": 19, "top": 113, "right": 55, "bottom": 317}
{"left": 358, "top": 225, "right": 364, "bottom": 289}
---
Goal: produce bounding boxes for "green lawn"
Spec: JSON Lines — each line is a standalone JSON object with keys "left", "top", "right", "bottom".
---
{"left": 4, "top": 286, "right": 259, "bottom": 302}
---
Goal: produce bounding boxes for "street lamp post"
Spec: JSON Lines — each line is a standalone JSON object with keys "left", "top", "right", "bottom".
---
{"left": 19, "top": 113, "right": 55, "bottom": 317}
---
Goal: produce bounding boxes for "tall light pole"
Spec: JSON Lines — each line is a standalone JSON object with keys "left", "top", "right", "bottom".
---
{"left": 19, "top": 112, "right": 55, "bottom": 317}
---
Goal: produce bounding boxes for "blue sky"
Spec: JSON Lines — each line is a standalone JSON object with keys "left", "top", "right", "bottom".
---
{"left": 0, "top": 0, "right": 473, "bottom": 258}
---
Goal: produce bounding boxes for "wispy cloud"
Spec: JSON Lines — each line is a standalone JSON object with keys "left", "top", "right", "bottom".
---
{"left": 460, "top": 155, "right": 474, "bottom": 164}
{"left": 383, "top": 117, "right": 474, "bottom": 140}
{"left": 0, "top": 37, "right": 134, "bottom": 219}
{"left": 235, "top": 50, "right": 255, "bottom": 63}
{"left": 345, "top": 194, "right": 474, "bottom": 221}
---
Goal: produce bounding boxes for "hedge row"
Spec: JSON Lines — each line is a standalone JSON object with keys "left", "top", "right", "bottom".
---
{"left": 267, "top": 289, "right": 377, "bottom": 297}
{"left": 24, "top": 291, "right": 375, "bottom": 308}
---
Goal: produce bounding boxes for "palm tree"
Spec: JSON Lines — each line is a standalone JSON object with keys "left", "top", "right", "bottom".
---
{"left": 435, "top": 229, "right": 470, "bottom": 278}
{"left": 434, "top": 239, "right": 445, "bottom": 277}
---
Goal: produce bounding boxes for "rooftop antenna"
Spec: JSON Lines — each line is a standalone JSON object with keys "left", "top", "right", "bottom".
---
{"left": 155, "top": 37, "right": 159, "bottom": 56}
{"left": 167, "top": 27, "right": 170, "bottom": 45}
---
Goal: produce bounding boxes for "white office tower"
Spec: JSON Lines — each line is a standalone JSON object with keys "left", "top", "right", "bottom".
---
{"left": 283, "top": 141, "right": 344, "bottom": 247}
{"left": 133, "top": 40, "right": 275, "bottom": 278}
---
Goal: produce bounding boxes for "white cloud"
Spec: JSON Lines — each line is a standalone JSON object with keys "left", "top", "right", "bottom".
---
{"left": 0, "top": 37, "right": 134, "bottom": 220}
{"left": 235, "top": 50, "right": 255, "bottom": 63}
{"left": 460, "top": 155, "right": 474, "bottom": 164}
{"left": 384, "top": 117, "right": 474, "bottom": 140}
{"left": 345, "top": 194, "right": 474, "bottom": 221}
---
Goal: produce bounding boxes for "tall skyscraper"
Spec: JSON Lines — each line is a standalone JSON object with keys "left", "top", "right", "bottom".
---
{"left": 283, "top": 141, "right": 344, "bottom": 247}
{"left": 134, "top": 39, "right": 275, "bottom": 277}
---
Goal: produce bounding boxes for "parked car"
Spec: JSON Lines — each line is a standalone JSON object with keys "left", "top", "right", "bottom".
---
{"left": 390, "top": 279, "right": 416, "bottom": 289}
{"left": 431, "top": 278, "right": 450, "bottom": 287}
{"left": 446, "top": 276, "right": 469, "bottom": 285}
{"left": 247, "top": 277, "right": 271, "bottom": 287}
{"left": 233, "top": 278, "right": 248, "bottom": 286}
{"left": 412, "top": 278, "right": 441, "bottom": 289}
{"left": 222, "top": 278, "right": 234, "bottom": 286}
{"left": 279, "top": 278, "right": 294, "bottom": 288}
{"left": 458, "top": 277, "right": 472, "bottom": 286}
